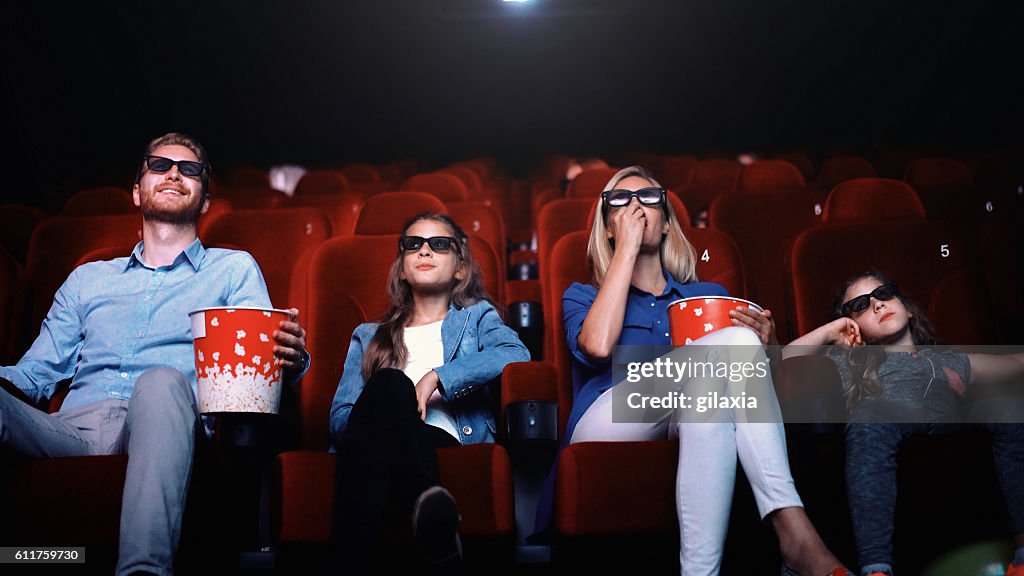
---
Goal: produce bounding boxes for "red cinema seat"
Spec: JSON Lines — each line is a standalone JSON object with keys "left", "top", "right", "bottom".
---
{"left": 788, "top": 220, "right": 993, "bottom": 344}
{"left": 201, "top": 207, "right": 333, "bottom": 308}
{"left": 822, "top": 178, "right": 925, "bottom": 223}
{"left": 354, "top": 192, "right": 447, "bottom": 235}
{"left": 294, "top": 169, "right": 351, "bottom": 197}
{"left": 60, "top": 186, "right": 137, "bottom": 216}
{"left": 25, "top": 214, "right": 143, "bottom": 337}
{"left": 401, "top": 173, "right": 469, "bottom": 203}
{"left": 709, "top": 189, "right": 824, "bottom": 341}
{"left": 272, "top": 235, "right": 517, "bottom": 567}
{"left": 816, "top": 155, "right": 877, "bottom": 192}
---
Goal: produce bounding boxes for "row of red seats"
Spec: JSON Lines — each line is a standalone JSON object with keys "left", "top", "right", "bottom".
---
{"left": 2, "top": 152, "right": 1020, "bottom": 571}
{"left": 3, "top": 168, "right": 1020, "bottom": 367}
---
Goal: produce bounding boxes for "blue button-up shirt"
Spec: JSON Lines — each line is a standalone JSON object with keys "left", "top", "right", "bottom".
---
{"left": 1, "top": 239, "right": 272, "bottom": 411}
{"left": 561, "top": 271, "right": 729, "bottom": 445}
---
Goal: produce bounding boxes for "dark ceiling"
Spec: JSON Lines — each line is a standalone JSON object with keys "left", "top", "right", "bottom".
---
{"left": 3, "top": 0, "right": 1021, "bottom": 207}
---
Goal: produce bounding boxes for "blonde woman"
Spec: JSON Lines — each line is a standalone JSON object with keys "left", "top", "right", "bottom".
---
{"left": 537, "top": 167, "right": 849, "bottom": 576}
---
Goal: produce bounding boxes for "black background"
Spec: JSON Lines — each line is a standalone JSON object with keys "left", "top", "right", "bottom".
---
{"left": 3, "top": 0, "right": 1021, "bottom": 209}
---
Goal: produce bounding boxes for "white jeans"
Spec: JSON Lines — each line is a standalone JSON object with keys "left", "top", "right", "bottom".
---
{"left": 570, "top": 326, "right": 802, "bottom": 576}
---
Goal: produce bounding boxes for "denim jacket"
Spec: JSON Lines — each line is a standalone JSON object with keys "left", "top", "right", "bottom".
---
{"left": 329, "top": 299, "right": 529, "bottom": 447}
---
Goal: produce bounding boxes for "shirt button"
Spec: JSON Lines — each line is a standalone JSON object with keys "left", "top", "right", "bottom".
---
{"left": 111, "top": 391, "right": 120, "bottom": 397}
{"left": 650, "top": 302, "right": 655, "bottom": 307}
{"left": 145, "top": 295, "right": 152, "bottom": 301}
{"left": 665, "top": 332, "right": 670, "bottom": 337}
{"left": 462, "top": 425, "right": 473, "bottom": 436}
{"left": 120, "top": 372, "right": 128, "bottom": 378}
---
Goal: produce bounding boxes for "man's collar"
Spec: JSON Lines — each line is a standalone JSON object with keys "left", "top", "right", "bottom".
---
{"left": 125, "top": 238, "right": 206, "bottom": 271}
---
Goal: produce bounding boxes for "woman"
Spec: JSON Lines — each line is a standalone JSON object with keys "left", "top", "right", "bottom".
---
{"left": 783, "top": 271, "right": 1024, "bottom": 576}
{"left": 544, "top": 166, "right": 848, "bottom": 576}
{"left": 329, "top": 212, "right": 530, "bottom": 574}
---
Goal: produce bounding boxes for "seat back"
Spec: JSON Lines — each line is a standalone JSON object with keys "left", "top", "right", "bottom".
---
{"left": 447, "top": 201, "right": 507, "bottom": 270}
{"left": 401, "top": 173, "right": 469, "bottom": 203}
{"left": 354, "top": 192, "right": 447, "bottom": 235}
{"left": 677, "top": 158, "right": 742, "bottom": 221}
{"left": 547, "top": 232, "right": 593, "bottom": 436}
{"left": 903, "top": 157, "right": 975, "bottom": 221}
{"left": 294, "top": 169, "right": 351, "bottom": 196}
{"left": 822, "top": 178, "right": 926, "bottom": 223}
{"left": 565, "top": 167, "right": 620, "bottom": 199}
{"left": 202, "top": 207, "right": 333, "bottom": 308}
{"left": 709, "top": 189, "right": 823, "bottom": 341}
{"left": 215, "top": 185, "right": 286, "bottom": 210}
{"left": 298, "top": 236, "right": 394, "bottom": 449}
{"left": 281, "top": 193, "right": 363, "bottom": 237}
{"left": 538, "top": 199, "right": 599, "bottom": 359}
{"left": 788, "top": 220, "right": 993, "bottom": 344}
{"left": 655, "top": 155, "right": 697, "bottom": 189}
{"left": 60, "top": 186, "right": 136, "bottom": 216}
{"left": 439, "top": 166, "right": 483, "bottom": 196}
{"left": 739, "top": 160, "right": 806, "bottom": 192}
{"left": 25, "top": 214, "right": 143, "bottom": 334}
{"left": 816, "top": 155, "right": 877, "bottom": 192}
{"left": 774, "top": 152, "right": 816, "bottom": 183}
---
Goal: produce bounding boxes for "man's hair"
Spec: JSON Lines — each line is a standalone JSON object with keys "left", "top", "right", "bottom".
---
{"left": 135, "top": 132, "right": 211, "bottom": 197}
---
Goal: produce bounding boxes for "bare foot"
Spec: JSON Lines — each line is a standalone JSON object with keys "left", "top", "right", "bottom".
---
{"left": 770, "top": 507, "right": 846, "bottom": 575}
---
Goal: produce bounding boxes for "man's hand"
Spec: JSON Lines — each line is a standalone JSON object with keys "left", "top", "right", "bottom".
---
{"left": 273, "top": 308, "right": 308, "bottom": 376}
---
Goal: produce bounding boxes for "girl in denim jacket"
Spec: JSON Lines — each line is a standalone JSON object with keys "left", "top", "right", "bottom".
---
{"left": 329, "top": 212, "right": 529, "bottom": 574}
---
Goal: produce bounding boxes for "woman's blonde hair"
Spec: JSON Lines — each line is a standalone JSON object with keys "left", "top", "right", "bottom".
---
{"left": 587, "top": 166, "right": 698, "bottom": 287}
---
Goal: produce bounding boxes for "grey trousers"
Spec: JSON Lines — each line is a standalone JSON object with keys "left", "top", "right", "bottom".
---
{"left": 0, "top": 367, "right": 200, "bottom": 576}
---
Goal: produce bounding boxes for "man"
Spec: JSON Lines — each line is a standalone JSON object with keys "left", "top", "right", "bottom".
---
{"left": 0, "top": 132, "right": 310, "bottom": 576}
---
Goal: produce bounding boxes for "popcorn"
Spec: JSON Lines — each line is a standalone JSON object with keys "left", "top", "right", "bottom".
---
{"left": 197, "top": 363, "right": 279, "bottom": 414}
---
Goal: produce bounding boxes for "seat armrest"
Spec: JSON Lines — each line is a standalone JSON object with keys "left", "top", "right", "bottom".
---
{"left": 501, "top": 362, "right": 558, "bottom": 442}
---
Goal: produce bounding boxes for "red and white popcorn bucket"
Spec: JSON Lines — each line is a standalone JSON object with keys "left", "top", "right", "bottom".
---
{"left": 668, "top": 296, "right": 763, "bottom": 346}
{"left": 189, "top": 306, "right": 289, "bottom": 414}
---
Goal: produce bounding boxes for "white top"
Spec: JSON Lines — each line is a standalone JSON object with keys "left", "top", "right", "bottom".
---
{"left": 403, "top": 321, "right": 459, "bottom": 441}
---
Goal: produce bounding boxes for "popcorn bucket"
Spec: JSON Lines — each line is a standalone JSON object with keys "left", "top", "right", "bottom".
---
{"left": 189, "top": 307, "right": 289, "bottom": 414}
{"left": 668, "top": 296, "right": 763, "bottom": 346}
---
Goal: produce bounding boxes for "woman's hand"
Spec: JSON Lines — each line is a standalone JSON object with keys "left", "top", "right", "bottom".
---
{"left": 606, "top": 199, "right": 648, "bottom": 255}
{"left": 828, "top": 317, "right": 862, "bottom": 347}
{"left": 414, "top": 370, "right": 441, "bottom": 421}
{"left": 730, "top": 306, "right": 778, "bottom": 345}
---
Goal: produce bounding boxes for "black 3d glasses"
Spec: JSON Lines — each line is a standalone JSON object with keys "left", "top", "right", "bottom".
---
{"left": 399, "top": 235, "right": 459, "bottom": 253}
{"left": 144, "top": 155, "right": 207, "bottom": 178}
{"left": 842, "top": 283, "right": 899, "bottom": 316}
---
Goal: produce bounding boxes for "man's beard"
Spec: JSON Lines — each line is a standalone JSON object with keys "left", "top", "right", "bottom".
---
{"left": 140, "top": 191, "right": 206, "bottom": 226}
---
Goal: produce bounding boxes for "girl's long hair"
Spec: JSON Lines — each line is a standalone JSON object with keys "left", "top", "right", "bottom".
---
{"left": 360, "top": 212, "right": 492, "bottom": 379}
{"left": 832, "top": 270, "right": 937, "bottom": 411}
{"left": 587, "top": 166, "right": 698, "bottom": 287}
